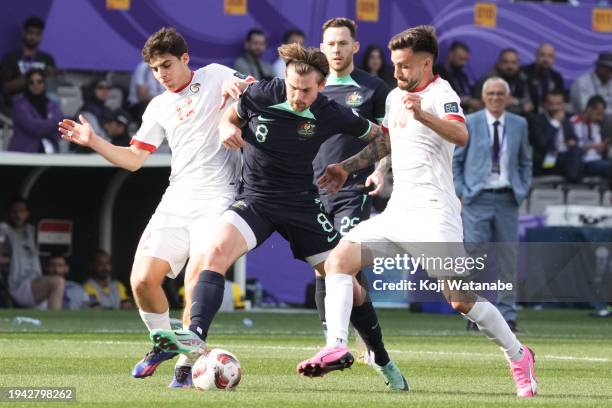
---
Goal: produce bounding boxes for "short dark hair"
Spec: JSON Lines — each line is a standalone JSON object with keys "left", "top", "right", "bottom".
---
{"left": 545, "top": 90, "right": 565, "bottom": 100}
{"left": 46, "top": 252, "right": 67, "bottom": 265}
{"left": 282, "top": 29, "right": 305, "bottom": 44}
{"left": 141, "top": 27, "right": 188, "bottom": 63}
{"left": 449, "top": 41, "right": 470, "bottom": 53}
{"left": 322, "top": 18, "right": 357, "bottom": 39}
{"left": 498, "top": 48, "right": 518, "bottom": 59}
{"left": 278, "top": 43, "right": 329, "bottom": 82}
{"left": 25, "top": 68, "right": 46, "bottom": 82}
{"left": 5, "top": 196, "right": 27, "bottom": 213}
{"left": 24, "top": 16, "right": 44, "bottom": 31}
{"left": 246, "top": 29, "right": 265, "bottom": 42}
{"left": 586, "top": 94, "right": 607, "bottom": 110}
{"left": 388, "top": 25, "right": 438, "bottom": 62}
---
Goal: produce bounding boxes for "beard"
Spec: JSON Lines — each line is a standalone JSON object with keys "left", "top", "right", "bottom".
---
{"left": 290, "top": 101, "right": 307, "bottom": 112}
{"left": 397, "top": 78, "right": 420, "bottom": 91}
{"left": 331, "top": 57, "right": 351, "bottom": 74}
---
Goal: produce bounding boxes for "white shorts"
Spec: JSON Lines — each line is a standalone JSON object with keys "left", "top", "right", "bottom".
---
{"left": 343, "top": 206, "right": 465, "bottom": 278}
{"left": 134, "top": 191, "right": 235, "bottom": 278}
{"left": 10, "top": 278, "right": 48, "bottom": 309}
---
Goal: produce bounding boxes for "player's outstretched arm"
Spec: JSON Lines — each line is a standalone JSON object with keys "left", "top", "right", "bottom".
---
{"left": 219, "top": 102, "right": 246, "bottom": 149}
{"left": 219, "top": 77, "right": 254, "bottom": 110}
{"left": 319, "top": 124, "right": 391, "bottom": 194}
{"left": 58, "top": 115, "right": 150, "bottom": 171}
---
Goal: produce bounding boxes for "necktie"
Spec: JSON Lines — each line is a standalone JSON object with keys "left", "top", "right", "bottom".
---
{"left": 587, "top": 122, "right": 593, "bottom": 142}
{"left": 492, "top": 120, "right": 501, "bottom": 174}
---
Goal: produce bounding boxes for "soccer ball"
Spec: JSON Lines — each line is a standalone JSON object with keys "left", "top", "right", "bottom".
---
{"left": 192, "top": 348, "right": 242, "bottom": 391}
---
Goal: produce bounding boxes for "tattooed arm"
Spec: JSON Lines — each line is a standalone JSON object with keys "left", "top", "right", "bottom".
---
{"left": 341, "top": 123, "right": 391, "bottom": 173}
{"left": 318, "top": 123, "right": 391, "bottom": 194}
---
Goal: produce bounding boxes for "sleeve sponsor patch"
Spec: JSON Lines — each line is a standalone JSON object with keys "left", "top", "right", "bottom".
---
{"left": 233, "top": 71, "right": 248, "bottom": 80}
{"left": 444, "top": 102, "right": 459, "bottom": 113}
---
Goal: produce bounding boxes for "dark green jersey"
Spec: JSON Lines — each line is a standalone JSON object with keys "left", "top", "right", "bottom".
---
{"left": 313, "top": 68, "right": 389, "bottom": 193}
{"left": 236, "top": 78, "right": 372, "bottom": 201}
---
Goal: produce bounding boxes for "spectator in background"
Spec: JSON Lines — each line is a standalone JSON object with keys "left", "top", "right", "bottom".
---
{"left": 8, "top": 68, "right": 62, "bottom": 153}
{"left": 44, "top": 253, "right": 89, "bottom": 310}
{"left": 102, "top": 109, "right": 131, "bottom": 147}
{"left": 453, "top": 77, "right": 532, "bottom": 332}
{"left": 570, "top": 52, "right": 612, "bottom": 115}
{"left": 77, "top": 78, "right": 113, "bottom": 139}
{"left": 0, "top": 225, "right": 12, "bottom": 308}
{"left": 0, "top": 17, "right": 56, "bottom": 107}
{"left": 234, "top": 29, "right": 275, "bottom": 80}
{"left": 522, "top": 43, "right": 565, "bottom": 114}
{"left": 474, "top": 49, "right": 534, "bottom": 116}
{"left": 83, "top": 249, "right": 134, "bottom": 310}
{"left": 360, "top": 44, "right": 396, "bottom": 88}
{"left": 127, "top": 61, "right": 164, "bottom": 125}
{"left": 434, "top": 41, "right": 482, "bottom": 113}
{"left": 571, "top": 95, "right": 611, "bottom": 186}
{"left": 529, "top": 90, "right": 579, "bottom": 178}
{"left": 1, "top": 197, "right": 64, "bottom": 310}
{"left": 273, "top": 29, "right": 305, "bottom": 78}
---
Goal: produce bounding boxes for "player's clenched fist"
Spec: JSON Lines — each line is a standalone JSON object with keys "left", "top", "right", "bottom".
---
{"left": 220, "top": 123, "right": 244, "bottom": 149}
{"left": 402, "top": 93, "right": 423, "bottom": 120}
{"left": 365, "top": 169, "right": 385, "bottom": 197}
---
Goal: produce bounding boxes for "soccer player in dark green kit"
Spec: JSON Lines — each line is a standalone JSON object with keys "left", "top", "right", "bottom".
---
{"left": 312, "top": 18, "right": 398, "bottom": 383}
{"left": 151, "top": 43, "right": 407, "bottom": 390}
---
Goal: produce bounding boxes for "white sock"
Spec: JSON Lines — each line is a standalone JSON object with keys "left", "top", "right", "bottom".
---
{"left": 324, "top": 274, "right": 353, "bottom": 348}
{"left": 176, "top": 325, "right": 198, "bottom": 367}
{"left": 176, "top": 353, "right": 194, "bottom": 368}
{"left": 139, "top": 309, "right": 171, "bottom": 331}
{"left": 465, "top": 298, "right": 524, "bottom": 362}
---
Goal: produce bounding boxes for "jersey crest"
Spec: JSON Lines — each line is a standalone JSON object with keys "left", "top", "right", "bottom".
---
{"left": 297, "top": 121, "right": 316, "bottom": 139}
{"left": 345, "top": 91, "right": 364, "bottom": 108}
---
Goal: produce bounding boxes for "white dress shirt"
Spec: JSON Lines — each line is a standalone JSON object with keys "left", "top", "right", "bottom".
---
{"left": 484, "top": 110, "right": 511, "bottom": 189}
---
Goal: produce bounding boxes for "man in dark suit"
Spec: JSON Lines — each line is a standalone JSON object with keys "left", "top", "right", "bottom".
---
{"left": 522, "top": 43, "right": 565, "bottom": 114}
{"left": 529, "top": 90, "right": 579, "bottom": 178}
{"left": 474, "top": 49, "right": 534, "bottom": 116}
{"left": 434, "top": 41, "right": 483, "bottom": 113}
{"left": 454, "top": 77, "right": 533, "bottom": 332}
{"left": 233, "top": 29, "right": 275, "bottom": 81}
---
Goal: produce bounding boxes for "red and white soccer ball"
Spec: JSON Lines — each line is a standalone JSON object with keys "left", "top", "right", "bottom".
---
{"left": 192, "top": 348, "right": 242, "bottom": 391}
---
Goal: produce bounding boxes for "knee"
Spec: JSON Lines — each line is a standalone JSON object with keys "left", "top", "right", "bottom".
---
{"left": 202, "top": 246, "right": 230, "bottom": 274}
{"left": 448, "top": 300, "right": 474, "bottom": 314}
{"left": 130, "top": 271, "right": 160, "bottom": 296}
{"left": 49, "top": 275, "right": 65, "bottom": 291}
{"left": 324, "top": 251, "right": 355, "bottom": 275}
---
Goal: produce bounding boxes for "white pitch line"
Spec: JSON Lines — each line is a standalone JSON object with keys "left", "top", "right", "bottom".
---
{"left": 0, "top": 338, "right": 608, "bottom": 363}
{"left": 218, "top": 344, "right": 611, "bottom": 363}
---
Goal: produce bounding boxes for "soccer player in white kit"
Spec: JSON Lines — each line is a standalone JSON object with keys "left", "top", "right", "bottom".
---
{"left": 58, "top": 27, "right": 250, "bottom": 388}
{"left": 300, "top": 26, "right": 538, "bottom": 398}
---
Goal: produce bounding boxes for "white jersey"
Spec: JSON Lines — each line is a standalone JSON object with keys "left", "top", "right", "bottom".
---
{"left": 382, "top": 76, "right": 464, "bottom": 215}
{"left": 131, "top": 64, "right": 242, "bottom": 215}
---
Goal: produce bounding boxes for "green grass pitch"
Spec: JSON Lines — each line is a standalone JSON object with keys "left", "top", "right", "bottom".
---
{"left": 1, "top": 308, "right": 611, "bottom": 407}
